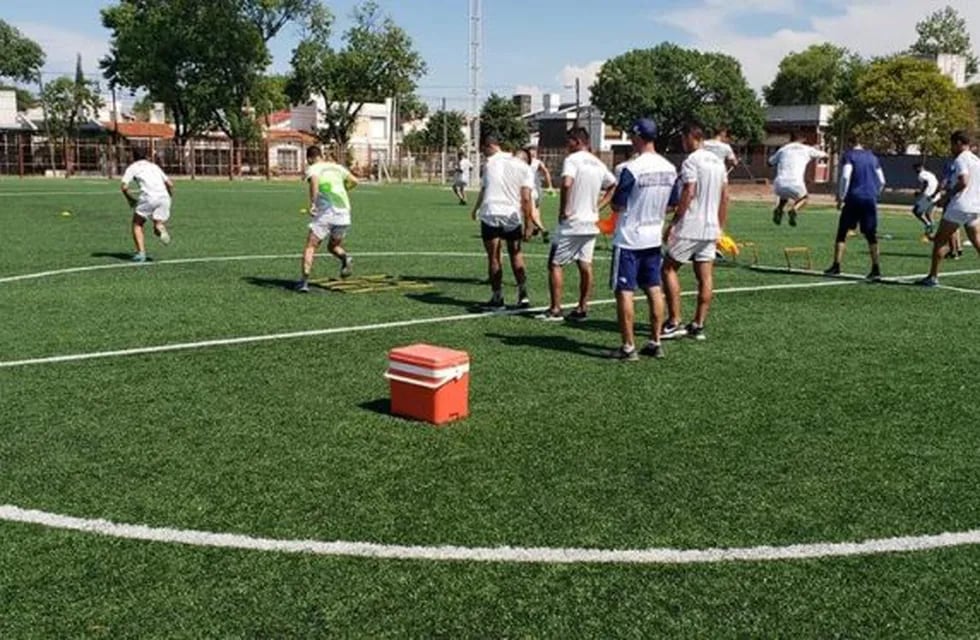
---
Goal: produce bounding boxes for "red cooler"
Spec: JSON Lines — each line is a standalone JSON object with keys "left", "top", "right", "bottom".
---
{"left": 385, "top": 344, "right": 470, "bottom": 425}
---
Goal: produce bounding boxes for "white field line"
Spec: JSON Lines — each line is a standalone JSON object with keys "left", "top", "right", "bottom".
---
{"left": 0, "top": 251, "right": 569, "bottom": 285}
{"left": 0, "top": 279, "right": 856, "bottom": 370}
{"left": 1, "top": 504, "right": 978, "bottom": 565}
{"left": 750, "top": 264, "right": 980, "bottom": 285}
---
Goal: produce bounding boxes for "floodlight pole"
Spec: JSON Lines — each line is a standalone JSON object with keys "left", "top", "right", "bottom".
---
{"left": 441, "top": 97, "right": 447, "bottom": 184}
{"left": 469, "top": 0, "right": 482, "bottom": 184}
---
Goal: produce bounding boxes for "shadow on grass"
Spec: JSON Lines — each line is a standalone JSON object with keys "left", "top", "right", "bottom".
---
{"left": 91, "top": 251, "right": 143, "bottom": 262}
{"left": 401, "top": 274, "right": 487, "bottom": 286}
{"left": 359, "top": 398, "right": 392, "bottom": 416}
{"left": 242, "top": 276, "right": 314, "bottom": 293}
{"left": 485, "top": 332, "right": 610, "bottom": 359}
{"left": 406, "top": 291, "right": 485, "bottom": 312}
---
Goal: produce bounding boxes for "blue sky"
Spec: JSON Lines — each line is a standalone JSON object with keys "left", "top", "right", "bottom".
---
{"left": 5, "top": 0, "right": 979, "bottom": 111}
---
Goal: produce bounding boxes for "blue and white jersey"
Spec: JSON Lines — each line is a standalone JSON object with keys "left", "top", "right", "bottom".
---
{"left": 610, "top": 152, "right": 677, "bottom": 250}
{"left": 839, "top": 147, "right": 884, "bottom": 203}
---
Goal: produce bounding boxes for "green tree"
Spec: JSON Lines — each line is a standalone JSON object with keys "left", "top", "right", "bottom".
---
{"left": 287, "top": 1, "right": 427, "bottom": 156}
{"left": 0, "top": 84, "right": 37, "bottom": 111}
{"left": 764, "top": 44, "right": 865, "bottom": 106}
{"left": 591, "top": 43, "right": 764, "bottom": 150}
{"left": 968, "top": 83, "right": 980, "bottom": 119}
{"left": 403, "top": 110, "right": 466, "bottom": 151}
{"left": 0, "top": 20, "right": 45, "bottom": 83}
{"left": 833, "top": 56, "right": 975, "bottom": 155}
{"left": 479, "top": 94, "right": 527, "bottom": 150}
{"left": 398, "top": 92, "right": 429, "bottom": 123}
{"left": 40, "top": 75, "right": 103, "bottom": 172}
{"left": 909, "top": 5, "right": 978, "bottom": 78}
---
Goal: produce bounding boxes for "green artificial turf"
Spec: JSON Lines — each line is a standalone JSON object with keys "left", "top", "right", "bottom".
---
{"left": 1, "top": 177, "right": 979, "bottom": 637}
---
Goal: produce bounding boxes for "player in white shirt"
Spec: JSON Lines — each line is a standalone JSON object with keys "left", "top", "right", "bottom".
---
{"left": 919, "top": 130, "right": 980, "bottom": 286}
{"left": 120, "top": 148, "right": 174, "bottom": 263}
{"left": 768, "top": 132, "right": 828, "bottom": 226}
{"left": 526, "top": 146, "right": 554, "bottom": 208}
{"left": 912, "top": 162, "right": 939, "bottom": 237}
{"left": 515, "top": 148, "right": 549, "bottom": 241}
{"left": 607, "top": 118, "right": 677, "bottom": 361}
{"left": 452, "top": 152, "right": 472, "bottom": 205}
{"left": 661, "top": 123, "right": 729, "bottom": 342}
{"left": 537, "top": 127, "right": 616, "bottom": 322}
{"left": 702, "top": 126, "right": 738, "bottom": 173}
{"left": 471, "top": 134, "right": 534, "bottom": 309}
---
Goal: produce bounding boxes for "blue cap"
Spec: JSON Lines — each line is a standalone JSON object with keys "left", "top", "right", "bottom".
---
{"left": 630, "top": 118, "right": 658, "bottom": 141}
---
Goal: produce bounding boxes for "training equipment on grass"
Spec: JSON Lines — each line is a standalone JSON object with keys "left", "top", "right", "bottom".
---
{"left": 59, "top": 211, "right": 72, "bottom": 217}
{"left": 310, "top": 274, "right": 432, "bottom": 294}
{"left": 717, "top": 234, "right": 739, "bottom": 256}
{"left": 385, "top": 344, "right": 470, "bottom": 425}
{"left": 783, "top": 246, "right": 813, "bottom": 270}
{"left": 738, "top": 241, "right": 759, "bottom": 266}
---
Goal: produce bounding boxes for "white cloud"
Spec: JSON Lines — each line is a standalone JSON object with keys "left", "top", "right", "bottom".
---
{"left": 557, "top": 61, "right": 604, "bottom": 103}
{"left": 658, "top": 0, "right": 980, "bottom": 92}
{"left": 13, "top": 22, "right": 109, "bottom": 81}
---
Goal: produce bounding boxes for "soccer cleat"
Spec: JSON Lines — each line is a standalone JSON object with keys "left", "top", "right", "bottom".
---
{"left": 685, "top": 323, "right": 706, "bottom": 341}
{"left": 536, "top": 309, "right": 565, "bottom": 322}
{"left": 866, "top": 265, "right": 882, "bottom": 281}
{"left": 916, "top": 276, "right": 938, "bottom": 288}
{"left": 772, "top": 207, "right": 783, "bottom": 225}
{"left": 296, "top": 280, "right": 310, "bottom": 293}
{"left": 516, "top": 290, "right": 531, "bottom": 309}
{"left": 608, "top": 345, "right": 639, "bottom": 362}
{"left": 566, "top": 309, "right": 588, "bottom": 322}
{"left": 640, "top": 342, "right": 666, "bottom": 359}
{"left": 541, "top": 230, "right": 550, "bottom": 244}
{"left": 661, "top": 322, "right": 687, "bottom": 340}
{"left": 788, "top": 209, "right": 798, "bottom": 227}
{"left": 483, "top": 295, "right": 505, "bottom": 310}
{"left": 157, "top": 228, "right": 171, "bottom": 245}
{"left": 823, "top": 264, "right": 841, "bottom": 276}
{"left": 131, "top": 252, "right": 147, "bottom": 263}
{"left": 340, "top": 256, "right": 353, "bottom": 278}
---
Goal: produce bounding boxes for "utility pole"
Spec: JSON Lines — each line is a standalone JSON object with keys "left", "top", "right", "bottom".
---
{"left": 574, "top": 77, "right": 581, "bottom": 127}
{"left": 441, "top": 97, "right": 447, "bottom": 184}
{"left": 469, "top": 0, "right": 482, "bottom": 184}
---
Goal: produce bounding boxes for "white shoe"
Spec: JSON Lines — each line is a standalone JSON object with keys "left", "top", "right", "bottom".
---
{"left": 157, "top": 228, "right": 171, "bottom": 245}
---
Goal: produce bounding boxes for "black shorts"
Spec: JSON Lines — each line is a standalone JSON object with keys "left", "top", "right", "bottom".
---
{"left": 481, "top": 222, "right": 523, "bottom": 242}
{"left": 837, "top": 198, "right": 878, "bottom": 241}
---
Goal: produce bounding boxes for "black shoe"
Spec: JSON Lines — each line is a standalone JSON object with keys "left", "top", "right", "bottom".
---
{"left": 640, "top": 342, "right": 665, "bottom": 359}
{"left": 483, "top": 295, "right": 505, "bottom": 310}
{"left": 541, "top": 230, "right": 550, "bottom": 244}
{"left": 566, "top": 309, "right": 588, "bottom": 322}
{"left": 661, "top": 321, "right": 687, "bottom": 340}
{"left": 773, "top": 207, "right": 783, "bottom": 225}
{"left": 608, "top": 346, "right": 639, "bottom": 362}
{"left": 685, "top": 323, "right": 706, "bottom": 341}
{"left": 516, "top": 290, "right": 531, "bottom": 309}
{"left": 823, "top": 264, "right": 841, "bottom": 276}
{"left": 536, "top": 309, "right": 564, "bottom": 322}
{"left": 866, "top": 266, "right": 881, "bottom": 281}
{"left": 788, "top": 210, "right": 798, "bottom": 227}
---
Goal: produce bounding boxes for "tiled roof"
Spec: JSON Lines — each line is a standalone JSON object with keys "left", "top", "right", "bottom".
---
{"left": 103, "top": 121, "right": 175, "bottom": 139}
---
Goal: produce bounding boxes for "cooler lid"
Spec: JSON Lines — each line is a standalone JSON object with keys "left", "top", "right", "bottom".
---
{"left": 388, "top": 343, "right": 470, "bottom": 368}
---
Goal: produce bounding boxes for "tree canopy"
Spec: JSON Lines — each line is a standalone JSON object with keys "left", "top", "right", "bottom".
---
{"left": 0, "top": 20, "right": 45, "bottom": 83}
{"left": 764, "top": 44, "right": 864, "bottom": 106}
{"left": 403, "top": 110, "right": 467, "bottom": 151}
{"left": 287, "top": 1, "right": 427, "bottom": 152}
{"left": 591, "top": 43, "right": 764, "bottom": 150}
{"left": 909, "top": 5, "right": 978, "bottom": 78}
{"left": 831, "top": 56, "right": 975, "bottom": 155}
{"left": 479, "top": 94, "right": 527, "bottom": 150}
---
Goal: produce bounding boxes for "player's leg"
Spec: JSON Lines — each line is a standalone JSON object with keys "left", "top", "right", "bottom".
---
{"left": 543, "top": 241, "right": 564, "bottom": 319}
{"left": 920, "top": 219, "right": 958, "bottom": 285}
{"left": 660, "top": 255, "right": 684, "bottom": 337}
{"left": 150, "top": 200, "right": 172, "bottom": 245}
{"left": 788, "top": 193, "right": 809, "bottom": 226}
{"left": 825, "top": 207, "right": 853, "bottom": 275}
{"left": 963, "top": 218, "right": 980, "bottom": 256}
{"left": 482, "top": 235, "right": 504, "bottom": 308}
{"left": 773, "top": 196, "right": 787, "bottom": 225}
{"left": 862, "top": 205, "right": 881, "bottom": 280}
{"left": 327, "top": 229, "right": 352, "bottom": 278}
{"left": 574, "top": 246, "right": 594, "bottom": 318}
{"left": 298, "top": 230, "right": 323, "bottom": 292}
{"left": 950, "top": 228, "right": 963, "bottom": 258}
{"left": 505, "top": 230, "right": 529, "bottom": 307}
{"left": 609, "top": 246, "right": 639, "bottom": 361}
{"left": 689, "top": 243, "right": 716, "bottom": 338}
{"left": 131, "top": 212, "right": 148, "bottom": 261}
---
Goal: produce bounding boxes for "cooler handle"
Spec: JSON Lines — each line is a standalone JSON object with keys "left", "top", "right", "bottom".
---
{"left": 384, "top": 371, "right": 463, "bottom": 390}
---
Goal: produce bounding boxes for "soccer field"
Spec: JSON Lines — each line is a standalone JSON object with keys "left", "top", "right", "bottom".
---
{"left": 2, "top": 178, "right": 980, "bottom": 637}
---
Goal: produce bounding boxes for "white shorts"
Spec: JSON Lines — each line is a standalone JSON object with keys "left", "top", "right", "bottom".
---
{"left": 774, "top": 182, "right": 807, "bottom": 201}
{"left": 668, "top": 237, "right": 717, "bottom": 263}
{"left": 135, "top": 198, "right": 171, "bottom": 222}
{"left": 309, "top": 208, "right": 351, "bottom": 241}
{"left": 549, "top": 234, "right": 596, "bottom": 265}
{"left": 453, "top": 177, "right": 469, "bottom": 189}
{"left": 913, "top": 195, "right": 936, "bottom": 217}
{"left": 944, "top": 208, "right": 980, "bottom": 228}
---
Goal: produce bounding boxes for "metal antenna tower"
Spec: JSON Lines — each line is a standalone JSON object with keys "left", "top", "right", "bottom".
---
{"left": 469, "top": 0, "right": 482, "bottom": 183}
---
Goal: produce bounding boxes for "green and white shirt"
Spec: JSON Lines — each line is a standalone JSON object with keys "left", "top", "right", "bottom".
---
{"left": 306, "top": 161, "right": 353, "bottom": 223}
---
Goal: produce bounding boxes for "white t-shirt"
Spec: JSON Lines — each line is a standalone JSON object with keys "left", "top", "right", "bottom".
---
{"left": 560, "top": 150, "right": 616, "bottom": 236}
{"left": 121, "top": 160, "right": 171, "bottom": 203}
{"left": 703, "top": 139, "right": 735, "bottom": 165}
{"left": 610, "top": 151, "right": 677, "bottom": 250}
{"left": 769, "top": 142, "right": 826, "bottom": 186}
{"left": 918, "top": 169, "right": 939, "bottom": 197}
{"left": 674, "top": 148, "right": 727, "bottom": 241}
{"left": 479, "top": 152, "right": 534, "bottom": 228}
{"left": 947, "top": 150, "right": 980, "bottom": 216}
{"left": 456, "top": 158, "right": 472, "bottom": 181}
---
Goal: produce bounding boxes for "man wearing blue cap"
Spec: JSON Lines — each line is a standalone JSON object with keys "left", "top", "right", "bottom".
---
{"left": 607, "top": 118, "right": 678, "bottom": 361}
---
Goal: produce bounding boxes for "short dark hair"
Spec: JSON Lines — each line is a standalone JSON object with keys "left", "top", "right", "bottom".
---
{"left": 951, "top": 130, "right": 971, "bottom": 146}
{"left": 132, "top": 147, "right": 147, "bottom": 162}
{"left": 681, "top": 122, "right": 705, "bottom": 141}
{"left": 913, "top": 162, "right": 924, "bottom": 171}
{"left": 480, "top": 132, "right": 499, "bottom": 148}
{"left": 307, "top": 145, "right": 323, "bottom": 161}
{"left": 788, "top": 131, "right": 801, "bottom": 142}
{"left": 566, "top": 127, "right": 590, "bottom": 146}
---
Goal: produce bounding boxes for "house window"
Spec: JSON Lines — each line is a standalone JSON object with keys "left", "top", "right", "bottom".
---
{"left": 277, "top": 147, "right": 299, "bottom": 172}
{"left": 369, "top": 117, "right": 387, "bottom": 140}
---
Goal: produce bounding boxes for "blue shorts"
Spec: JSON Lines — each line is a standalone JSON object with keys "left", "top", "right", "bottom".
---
{"left": 837, "top": 198, "right": 878, "bottom": 242}
{"left": 611, "top": 246, "right": 662, "bottom": 292}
